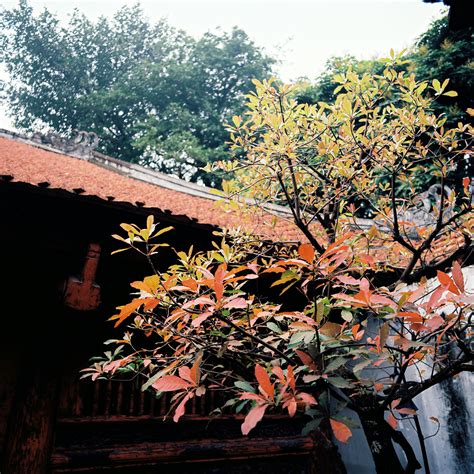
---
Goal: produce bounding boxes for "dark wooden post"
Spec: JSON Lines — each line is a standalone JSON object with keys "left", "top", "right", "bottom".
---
{"left": 2, "top": 363, "right": 60, "bottom": 474}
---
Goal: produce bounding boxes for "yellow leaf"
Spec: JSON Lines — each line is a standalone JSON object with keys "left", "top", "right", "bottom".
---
{"left": 232, "top": 115, "right": 242, "bottom": 127}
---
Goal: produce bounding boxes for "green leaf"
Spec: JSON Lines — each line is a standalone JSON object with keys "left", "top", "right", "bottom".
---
{"left": 235, "top": 400, "right": 249, "bottom": 413}
{"left": 341, "top": 310, "right": 353, "bottom": 322}
{"left": 234, "top": 380, "right": 255, "bottom": 393}
{"left": 352, "top": 358, "right": 372, "bottom": 376}
{"left": 302, "top": 417, "right": 323, "bottom": 435}
{"left": 266, "top": 322, "right": 282, "bottom": 334}
{"left": 326, "top": 376, "right": 352, "bottom": 388}
{"left": 443, "top": 90, "right": 458, "bottom": 97}
{"left": 324, "top": 357, "right": 347, "bottom": 373}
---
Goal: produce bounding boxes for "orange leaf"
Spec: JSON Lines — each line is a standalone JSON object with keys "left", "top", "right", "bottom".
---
{"left": 110, "top": 299, "right": 143, "bottom": 327}
{"left": 398, "top": 311, "right": 423, "bottom": 323}
{"left": 298, "top": 243, "right": 315, "bottom": 263}
{"left": 214, "top": 264, "right": 227, "bottom": 304}
{"left": 152, "top": 375, "right": 191, "bottom": 392}
{"left": 255, "top": 364, "right": 274, "bottom": 399}
{"left": 182, "top": 278, "right": 199, "bottom": 292}
{"left": 320, "top": 322, "right": 342, "bottom": 337}
{"left": 142, "top": 297, "right": 159, "bottom": 312}
{"left": 295, "top": 350, "right": 317, "bottom": 371}
{"left": 190, "top": 352, "right": 202, "bottom": 385}
{"left": 437, "top": 270, "right": 459, "bottom": 294}
{"left": 359, "top": 254, "right": 375, "bottom": 267}
{"left": 330, "top": 418, "right": 352, "bottom": 443}
{"left": 241, "top": 404, "right": 267, "bottom": 435}
{"left": 287, "top": 365, "right": 296, "bottom": 392}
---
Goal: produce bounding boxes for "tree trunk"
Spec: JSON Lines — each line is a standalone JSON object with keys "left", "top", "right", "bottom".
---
{"left": 359, "top": 412, "right": 406, "bottom": 474}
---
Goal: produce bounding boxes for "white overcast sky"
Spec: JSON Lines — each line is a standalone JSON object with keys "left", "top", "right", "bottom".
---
{"left": 0, "top": 0, "right": 445, "bottom": 129}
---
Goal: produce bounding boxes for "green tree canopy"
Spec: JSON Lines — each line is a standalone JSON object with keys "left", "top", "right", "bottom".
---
{"left": 290, "top": 13, "right": 473, "bottom": 194}
{"left": 292, "top": 55, "right": 386, "bottom": 106}
{"left": 0, "top": 1, "right": 274, "bottom": 185}
{"left": 410, "top": 13, "right": 473, "bottom": 124}
{"left": 292, "top": 13, "right": 472, "bottom": 123}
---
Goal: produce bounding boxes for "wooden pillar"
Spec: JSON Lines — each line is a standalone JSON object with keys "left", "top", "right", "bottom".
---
{"left": 2, "top": 356, "right": 60, "bottom": 474}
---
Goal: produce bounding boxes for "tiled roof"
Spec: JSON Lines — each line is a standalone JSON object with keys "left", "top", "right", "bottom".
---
{"left": 0, "top": 130, "right": 470, "bottom": 268}
{"left": 0, "top": 131, "right": 301, "bottom": 241}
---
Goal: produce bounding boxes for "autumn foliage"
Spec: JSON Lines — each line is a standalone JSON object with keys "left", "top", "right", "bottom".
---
{"left": 84, "top": 54, "right": 473, "bottom": 472}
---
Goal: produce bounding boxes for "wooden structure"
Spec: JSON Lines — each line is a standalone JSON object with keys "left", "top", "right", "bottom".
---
{"left": 0, "top": 131, "right": 343, "bottom": 473}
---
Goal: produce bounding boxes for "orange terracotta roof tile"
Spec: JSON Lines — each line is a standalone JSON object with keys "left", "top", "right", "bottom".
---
{"left": 0, "top": 132, "right": 302, "bottom": 241}
{"left": 1, "top": 131, "right": 470, "bottom": 267}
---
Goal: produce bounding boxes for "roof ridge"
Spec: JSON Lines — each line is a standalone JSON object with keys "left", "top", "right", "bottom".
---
{"left": 0, "top": 128, "right": 292, "bottom": 217}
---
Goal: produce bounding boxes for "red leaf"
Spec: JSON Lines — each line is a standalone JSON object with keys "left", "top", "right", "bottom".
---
{"left": 335, "top": 275, "right": 360, "bottom": 285}
{"left": 173, "top": 393, "right": 192, "bottom": 422}
{"left": 425, "top": 314, "right": 444, "bottom": 331}
{"left": 271, "top": 366, "right": 285, "bottom": 384}
{"left": 298, "top": 243, "right": 315, "bottom": 263}
{"left": 223, "top": 297, "right": 248, "bottom": 309}
{"left": 241, "top": 404, "right": 267, "bottom": 435}
{"left": 452, "top": 261, "right": 464, "bottom": 293}
{"left": 152, "top": 375, "right": 191, "bottom": 392}
{"left": 297, "top": 391, "right": 317, "bottom": 406}
{"left": 255, "top": 364, "right": 274, "bottom": 399}
{"left": 330, "top": 418, "right": 352, "bottom": 443}
{"left": 387, "top": 413, "right": 398, "bottom": 429}
{"left": 295, "top": 350, "right": 317, "bottom": 371}
{"left": 178, "top": 366, "right": 194, "bottom": 384}
{"left": 427, "top": 285, "right": 445, "bottom": 310}
{"left": 284, "top": 398, "right": 297, "bottom": 417}
{"left": 191, "top": 311, "right": 213, "bottom": 327}
{"left": 240, "top": 392, "right": 266, "bottom": 402}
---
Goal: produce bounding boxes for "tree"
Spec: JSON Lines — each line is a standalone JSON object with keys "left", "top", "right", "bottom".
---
{"left": 410, "top": 13, "right": 473, "bottom": 125}
{"left": 0, "top": 1, "right": 274, "bottom": 184}
{"left": 83, "top": 57, "right": 473, "bottom": 472}
{"left": 294, "top": 14, "right": 473, "bottom": 126}
{"left": 292, "top": 55, "right": 386, "bottom": 106}
{"left": 133, "top": 28, "right": 276, "bottom": 185}
{"left": 291, "top": 14, "right": 473, "bottom": 197}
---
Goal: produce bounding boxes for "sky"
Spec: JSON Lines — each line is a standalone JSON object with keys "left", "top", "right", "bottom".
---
{"left": 0, "top": 0, "right": 445, "bottom": 129}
